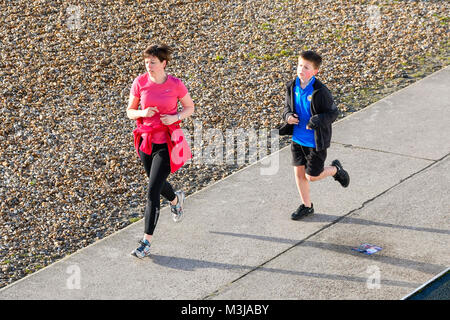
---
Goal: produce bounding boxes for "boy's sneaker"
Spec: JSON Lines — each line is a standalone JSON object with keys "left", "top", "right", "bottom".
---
{"left": 332, "top": 159, "right": 350, "bottom": 188}
{"left": 170, "top": 190, "right": 185, "bottom": 222}
{"left": 131, "top": 239, "right": 151, "bottom": 259}
{"left": 291, "top": 203, "right": 314, "bottom": 220}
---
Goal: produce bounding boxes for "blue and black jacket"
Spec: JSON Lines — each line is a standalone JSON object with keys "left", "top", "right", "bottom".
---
{"left": 279, "top": 78, "right": 339, "bottom": 151}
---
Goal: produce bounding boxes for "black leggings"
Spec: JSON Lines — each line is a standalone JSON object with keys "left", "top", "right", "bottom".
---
{"left": 139, "top": 142, "right": 176, "bottom": 235}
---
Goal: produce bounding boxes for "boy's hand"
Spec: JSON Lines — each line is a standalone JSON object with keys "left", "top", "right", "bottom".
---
{"left": 307, "top": 115, "right": 320, "bottom": 130}
{"left": 287, "top": 114, "right": 299, "bottom": 125}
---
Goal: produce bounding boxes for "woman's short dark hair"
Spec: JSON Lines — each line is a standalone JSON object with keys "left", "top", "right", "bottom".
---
{"left": 143, "top": 44, "right": 173, "bottom": 66}
{"left": 299, "top": 50, "right": 322, "bottom": 69}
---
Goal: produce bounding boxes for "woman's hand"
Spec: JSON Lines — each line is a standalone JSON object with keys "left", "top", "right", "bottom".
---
{"left": 160, "top": 113, "right": 178, "bottom": 125}
{"left": 159, "top": 93, "right": 195, "bottom": 125}
{"left": 142, "top": 106, "right": 159, "bottom": 118}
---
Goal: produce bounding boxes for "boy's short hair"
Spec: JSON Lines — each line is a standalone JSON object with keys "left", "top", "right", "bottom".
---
{"left": 299, "top": 50, "right": 322, "bottom": 70}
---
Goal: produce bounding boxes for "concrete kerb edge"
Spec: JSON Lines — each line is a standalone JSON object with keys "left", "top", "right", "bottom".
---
{"left": 0, "top": 139, "right": 289, "bottom": 294}
{"left": 331, "top": 64, "right": 450, "bottom": 133}
{"left": 0, "top": 211, "right": 147, "bottom": 293}
{"left": 2, "top": 65, "right": 448, "bottom": 294}
{"left": 401, "top": 267, "right": 450, "bottom": 300}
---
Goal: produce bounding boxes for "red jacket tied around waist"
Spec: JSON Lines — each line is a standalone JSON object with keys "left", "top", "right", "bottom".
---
{"left": 133, "top": 121, "right": 192, "bottom": 173}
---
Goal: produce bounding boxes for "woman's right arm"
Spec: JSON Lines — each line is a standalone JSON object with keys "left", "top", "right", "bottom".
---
{"left": 127, "top": 94, "right": 159, "bottom": 120}
{"left": 127, "top": 94, "right": 144, "bottom": 120}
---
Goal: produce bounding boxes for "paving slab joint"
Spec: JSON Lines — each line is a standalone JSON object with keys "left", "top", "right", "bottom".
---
{"left": 331, "top": 142, "right": 438, "bottom": 162}
{"left": 203, "top": 152, "right": 449, "bottom": 299}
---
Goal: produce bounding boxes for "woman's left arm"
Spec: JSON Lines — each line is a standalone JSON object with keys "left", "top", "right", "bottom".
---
{"left": 160, "top": 93, "right": 195, "bottom": 125}
{"left": 177, "top": 93, "right": 195, "bottom": 120}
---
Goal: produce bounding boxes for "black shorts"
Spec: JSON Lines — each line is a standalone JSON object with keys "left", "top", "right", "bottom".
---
{"left": 291, "top": 141, "right": 327, "bottom": 177}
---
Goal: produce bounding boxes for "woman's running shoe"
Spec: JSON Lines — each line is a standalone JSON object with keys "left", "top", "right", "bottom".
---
{"left": 131, "top": 239, "right": 151, "bottom": 258}
{"left": 170, "top": 190, "right": 185, "bottom": 222}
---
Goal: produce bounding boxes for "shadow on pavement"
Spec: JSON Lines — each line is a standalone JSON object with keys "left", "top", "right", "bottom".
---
{"left": 210, "top": 231, "right": 446, "bottom": 276}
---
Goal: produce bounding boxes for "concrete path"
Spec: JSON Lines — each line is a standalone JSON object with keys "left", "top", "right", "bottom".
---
{"left": 1, "top": 66, "right": 449, "bottom": 300}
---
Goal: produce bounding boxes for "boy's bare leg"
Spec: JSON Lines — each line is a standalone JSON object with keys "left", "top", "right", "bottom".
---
{"left": 305, "top": 166, "right": 337, "bottom": 182}
{"left": 294, "top": 166, "right": 312, "bottom": 207}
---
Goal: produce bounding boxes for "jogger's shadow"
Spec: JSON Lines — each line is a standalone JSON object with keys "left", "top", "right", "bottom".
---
{"left": 149, "top": 252, "right": 420, "bottom": 289}
{"left": 149, "top": 254, "right": 249, "bottom": 273}
{"left": 303, "top": 212, "right": 450, "bottom": 235}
